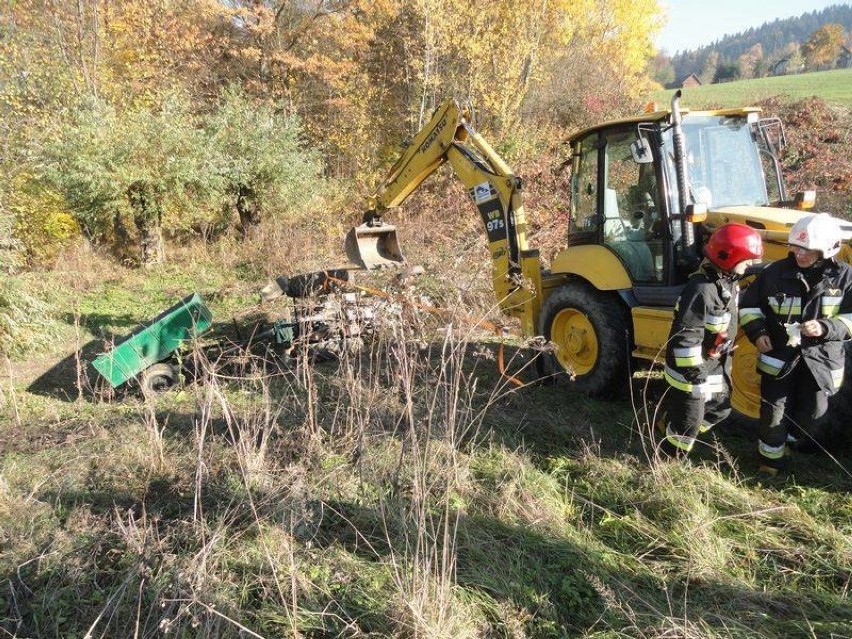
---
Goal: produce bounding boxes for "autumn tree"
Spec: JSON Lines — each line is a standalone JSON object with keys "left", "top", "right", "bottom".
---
{"left": 41, "top": 96, "right": 211, "bottom": 265}
{"left": 204, "top": 0, "right": 664, "bottom": 179}
{"left": 1, "top": 0, "right": 235, "bottom": 265}
{"left": 205, "top": 0, "right": 387, "bottom": 177}
{"left": 99, "top": 0, "right": 226, "bottom": 106}
{"left": 3, "top": 0, "right": 668, "bottom": 268}
{"left": 738, "top": 43, "right": 764, "bottom": 79}
{"left": 0, "top": 0, "right": 95, "bottom": 169}
{"left": 204, "top": 86, "right": 327, "bottom": 237}
{"left": 802, "top": 23, "right": 846, "bottom": 70}
{"left": 526, "top": 0, "right": 663, "bottom": 131}
{"left": 699, "top": 51, "right": 719, "bottom": 85}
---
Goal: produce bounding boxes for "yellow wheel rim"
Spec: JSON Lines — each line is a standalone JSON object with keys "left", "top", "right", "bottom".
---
{"left": 551, "top": 307, "right": 598, "bottom": 376}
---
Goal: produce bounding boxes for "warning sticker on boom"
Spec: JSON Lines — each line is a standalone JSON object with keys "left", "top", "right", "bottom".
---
{"left": 470, "top": 182, "right": 497, "bottom": 204}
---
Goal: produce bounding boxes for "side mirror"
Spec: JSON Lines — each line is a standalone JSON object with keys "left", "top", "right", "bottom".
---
{"left": 630, "top": 137, "right": 653, "bottom": 164}
{"left": 794, "top": 190, "right": 816, "bottom": 210}
{"left": 685, "top": 202, "right": 707, "bottom": 222}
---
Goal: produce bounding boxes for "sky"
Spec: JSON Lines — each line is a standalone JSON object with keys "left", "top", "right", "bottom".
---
{"left": 656, "top": 0, "right": 850, "bottom": 54}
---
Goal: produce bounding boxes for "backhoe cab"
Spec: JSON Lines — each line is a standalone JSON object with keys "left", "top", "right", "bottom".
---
{"left": 347, "top": 93, "right": 844, "bottom": 417}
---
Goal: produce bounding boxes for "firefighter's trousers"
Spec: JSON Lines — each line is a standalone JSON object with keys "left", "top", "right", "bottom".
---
{"left": 758, "top": 361, "right": 829, "bottom": 460}
{"left": 661, "top": 385, "right": 731, "bottom": 454}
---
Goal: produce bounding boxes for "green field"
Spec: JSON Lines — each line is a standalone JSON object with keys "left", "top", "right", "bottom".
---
{"left": 653, "top": 68, "right": 852, "bottom": 109}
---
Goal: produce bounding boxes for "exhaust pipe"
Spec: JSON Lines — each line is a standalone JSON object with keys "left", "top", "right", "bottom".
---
{"left": 671, "top": 90, "right": 687, "bottom": 214}
{"left": 670, "top": 90, "right": 698, "bottom": 271}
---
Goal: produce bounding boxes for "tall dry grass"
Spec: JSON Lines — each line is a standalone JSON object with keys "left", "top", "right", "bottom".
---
{"left": 69, "top": 295, "right": 519, "bottom": 638}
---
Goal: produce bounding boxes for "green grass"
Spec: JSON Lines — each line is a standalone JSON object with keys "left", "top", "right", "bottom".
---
{"left": 653, "top": 68, "right": 852, "bottom": 109}
{"left": 4, "top": 247, "right": 852, "bottom": 637}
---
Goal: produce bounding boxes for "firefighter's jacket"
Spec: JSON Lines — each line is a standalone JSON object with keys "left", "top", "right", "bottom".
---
{"left": 664, "top": 263, "right": 738, "bottom": 397}
{"left": 739, "top": 254, "right": 852, "bottom": 395}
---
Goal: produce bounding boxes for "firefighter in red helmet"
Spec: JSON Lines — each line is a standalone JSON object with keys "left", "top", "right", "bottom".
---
{"left": 658, "top": 223, "right": 764, "bottom": 457}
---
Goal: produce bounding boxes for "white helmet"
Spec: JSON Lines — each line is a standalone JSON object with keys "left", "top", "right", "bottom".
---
{"left": 788, "top": 214, "right": 843, "bottom": 259}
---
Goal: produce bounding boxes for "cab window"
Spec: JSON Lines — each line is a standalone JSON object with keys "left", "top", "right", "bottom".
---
{"left": 569, "top": 135, "right": 599, "bottom": 236}
{"left": 602, "top": 128, "right": 663, "bottom": 283}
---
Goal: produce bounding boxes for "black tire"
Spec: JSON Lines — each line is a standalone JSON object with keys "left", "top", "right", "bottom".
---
{"left": 537, "top": 281, "right": 631, "bottom": 396}
{"left": 140, "top": 362, "right": 179, "bottom": 397}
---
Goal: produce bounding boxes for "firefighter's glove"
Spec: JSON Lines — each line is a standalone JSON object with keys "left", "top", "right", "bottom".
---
{"left": 801, "top": 319, "right": 826, "bottom": 339}
{"left": 784, "top": 322, "right": 801, "bottom": 347}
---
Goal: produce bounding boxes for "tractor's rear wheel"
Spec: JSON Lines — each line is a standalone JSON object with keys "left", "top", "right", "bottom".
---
{"left": 730, "top": 333, "right": 762, "bottom": 420}
{"left": 537, "top": 282, "right": 631, "bottom": 396}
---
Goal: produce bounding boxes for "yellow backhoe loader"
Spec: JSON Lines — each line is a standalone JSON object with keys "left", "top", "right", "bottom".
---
{"left": 346, "top": 92, "right": 852, "bottom": 417}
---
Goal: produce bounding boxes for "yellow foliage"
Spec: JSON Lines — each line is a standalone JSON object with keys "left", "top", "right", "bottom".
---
{"left": 6, "top": 176, "right": 81, "bottom": 268}
{"left": 392, "top": 0, "right": 664, "bottom": 137}
{"left": 101, "top": 1, "right": 226, "bottom": 104}
{"left": 1, "top": 0, "right": 667, "bottom": 202}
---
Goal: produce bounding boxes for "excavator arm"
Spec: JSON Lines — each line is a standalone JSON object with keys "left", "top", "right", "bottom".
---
{"left": 346, "top": 99, "right": 543, "bottom": 334}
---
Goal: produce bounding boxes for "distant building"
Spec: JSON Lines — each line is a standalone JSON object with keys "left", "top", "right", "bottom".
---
{"left": 679, "top": 73, "right": 702, "bottom": 88}
{"left": 771, "top": 58, "right": 790, "bottom": 76}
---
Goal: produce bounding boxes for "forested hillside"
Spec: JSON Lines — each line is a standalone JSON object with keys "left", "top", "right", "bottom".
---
{"left": 661, "top": 4, "right": 852, "bottom": 85}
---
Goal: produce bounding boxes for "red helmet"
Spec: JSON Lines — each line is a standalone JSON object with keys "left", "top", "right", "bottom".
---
{"left": 703, "top": 223, "right": 764, "bottom": 272}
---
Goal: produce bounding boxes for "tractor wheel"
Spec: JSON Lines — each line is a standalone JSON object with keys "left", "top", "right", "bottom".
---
{"left": 729, "top": 333, "right": 761, "bottom": 421}
{"left": 537, "top": 281, "right": 631, "bottom": 396}
{"left": 140, "top": 362, "right": 179, "bottom": 397}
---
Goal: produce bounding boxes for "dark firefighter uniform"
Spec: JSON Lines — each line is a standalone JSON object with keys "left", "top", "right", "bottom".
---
{"left": 661, "top": 263, "right": 739, "bottom": 453}
{"left": 739, "top": 254, "right": 852, "bottom": 462}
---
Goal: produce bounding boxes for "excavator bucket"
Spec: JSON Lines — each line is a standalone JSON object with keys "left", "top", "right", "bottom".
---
{"left": 344, "top": 222, "right": 405, "bottom": 269}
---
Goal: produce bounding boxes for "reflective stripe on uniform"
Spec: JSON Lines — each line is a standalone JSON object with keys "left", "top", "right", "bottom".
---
{"left": 664, "top": 366, "right": 717, "bottom": 398}
{"left": 759, "top": 440, "right": 786, "bottom": 460}
{"left": 739, "top": 307, "right": 764, "bottom": 325}
{"left": 768, "top": 296, "right": 801, "bottom": 317}
{"left": 673, "top": 345, "right": 703, "bottom": 367}
{"left": 831, "top": 367, "right": 844, "bottom": 389}
{"left": 705, "top": 374, "right": 725, "bottom": 393}
{"left": 664, "top": 366, "right": 694, "bottom": 392}
{"left": 666, "top": 426, "right": 695, "bottom": 452}
{"left": 756, "top": 353, "right": 786, "bottom": 376}
{"left": 705, "top": 312, "right": 731, "bottom": 334}
{"left": 821, "top": 295, "right": 843, "bottom": 317}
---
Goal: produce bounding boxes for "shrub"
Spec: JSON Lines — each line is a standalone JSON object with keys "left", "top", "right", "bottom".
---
{"left": 38, "top": 91, "right": 331, "bottom": 264}
{"left": 5, "top": 173, "right": 81, "bottom": 268}
{"left": 766, "top": 97, "right": 852, "bottom": 218}
{"left": 40, "top": 95, "right": 218, "bottom": 265}
{"left": 204, "top": 86, "right": 328, "bottom": 235}
{"left": 0, "top": 201, "right": 22, "bottom": 274}
{"left": 0, "top": 276, "right": 57, "bottom": 358}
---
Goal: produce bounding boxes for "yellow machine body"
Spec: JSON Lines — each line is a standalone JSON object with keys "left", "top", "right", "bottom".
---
{"left": 347, "top": 95, "right": 847, "bottom": 417}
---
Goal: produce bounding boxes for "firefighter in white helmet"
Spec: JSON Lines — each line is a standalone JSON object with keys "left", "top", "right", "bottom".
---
{"left": 739, "top": 213, "right": 852, "bottom": 476}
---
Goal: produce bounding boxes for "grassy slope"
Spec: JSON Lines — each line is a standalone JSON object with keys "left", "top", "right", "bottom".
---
{"left": 652, "top": 68, "right": 852, "bottom": 109}
{"left": 3, "top": 237, "right": 852, "bottom": 638}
